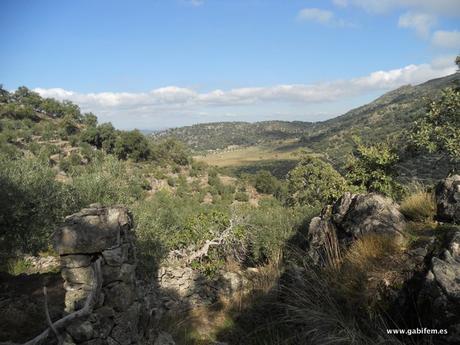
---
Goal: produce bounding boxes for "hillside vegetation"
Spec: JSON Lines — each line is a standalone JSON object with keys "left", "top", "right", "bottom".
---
{"left": 1, "top": 70, "right": 459, "bottom": 345}
{"left": 157, "top": 73, "right": 459, "bottom": 181}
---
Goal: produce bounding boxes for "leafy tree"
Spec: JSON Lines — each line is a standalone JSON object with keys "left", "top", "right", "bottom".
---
{"left": 0, "top": 84, "right": 10, "bottom": 103}
{"left": 40, "top": 98, "right": 65, "bottom": 117}
{"left": 409, "top": 87, "right": 460, "bottom": 170}
{"left": 287, "top": 155, "right": 350, "bottom": 206}
{"left": 345, "top": 137, "right": 401, "bottom": 198}
{"left": 82, "top": 112, "right": 98, "bottom": 127}
{"left": 254, "top": 170, "right": 280, "bottom": 194}
{"left": 60, "top": 114, "right": 79, "bottom": 137}
{"left": 13, "top": 87, "right": 42, "bottom": 109}
{"left": 151, "top": 138, "right": 190, "bottom": 165}
{"left": 81, "top": 122, "right": 118, "bottom": 152}
{"left": 0, "top": 103, "right": 36, "bottom": 120}
{"left": 60, "top": 100, "right": 82, "bottom": 121}
{"left": 113, "top": 129, "right": 151, "bottom": 161}
{"left": 0, "top": 155, "right": 79, "bottom": 253}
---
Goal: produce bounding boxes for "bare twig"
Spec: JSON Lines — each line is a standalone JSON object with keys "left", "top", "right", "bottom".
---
{"left": 23, "top": 258, "right": 103, "bottom": 345}
{"left": 185, "top": 219, "right": 234, "bottom": 263}
{"left": 43, "top": 286, "right": 63, "bottom": 345}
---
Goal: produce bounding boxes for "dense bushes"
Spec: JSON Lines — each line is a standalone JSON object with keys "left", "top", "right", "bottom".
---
{"left": 409, "top": 87, "right": 460, "bottom": 168}
{"left": 0, "top": 153, "right": 149, "bottom": 255}
{"left": 345, "top": 137, "right": 402, "bottom": 199}
{"left": 253, "top": 170, "right": 280, "bottom": 194}
{"left": 287, "top": 156, "right": 351, "bottom": 207}
{"left": 0, "top": 155, "right": 79, "bottom": 254}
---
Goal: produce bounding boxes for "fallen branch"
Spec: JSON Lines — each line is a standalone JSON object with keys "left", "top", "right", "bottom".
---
{"left": 185, "top": 219, "right": 234, "bottom": 264}
{"left": 43, "top": 286, "right": 63, "bottom": 345}
{"left": 23, "top": 258, "right": 103, "bottom": 345}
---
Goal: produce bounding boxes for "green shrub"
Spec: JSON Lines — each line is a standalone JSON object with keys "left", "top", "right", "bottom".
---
{"left": 254, "top": 170, "right": 279, "bottom": 194}
{"left": 287, "top": 156, "right": 350, "bottom": 207}
{"left": 7, "top": 257, "right": 31, "bottom": 275}
{"left": 0, "top": 155, "right": 79, "bottom": 254}
{"left": 409, "top": 87, "right": 460, "bottom": 168}
{"left": 167, "top": 176, "right": 177, "bottom": 187}
{"left": 150, "top": 138, "right": 190, "bottom": 166}
{"left": 345, "top": 136, "right": 402, "bottom": 199}
{"left": 59, "top": 152, "right": 81, "bottom": 173}
{"left": 234, "top": 191, "right": 249, "bottom": 202}
{"left": 233, "top": 202, "right": 317, "bottom": 264}
{"left": 133, "top": 192, "right": 229, "bottom": 272}
{"left": 113, "top": 129, "right": 151, "bottom": 161}
{"left": 71, "top": 155, "right": 146, "bottom": 206}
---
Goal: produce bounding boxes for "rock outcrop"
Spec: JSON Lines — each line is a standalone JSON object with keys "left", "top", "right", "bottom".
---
{"left": 416, "top": 230, "right": 460, "bottom": 343}
{"left": 52, "top": 204, "right": 149, "bottom": 345}
{"left": 158, "top": 260, "right": 247, "bottom": 312}
{"left": 435, "top": 174, "right": 460, "bottom": 223}
{"left": 307, "top": 193, "right": 406, "bottom": 265}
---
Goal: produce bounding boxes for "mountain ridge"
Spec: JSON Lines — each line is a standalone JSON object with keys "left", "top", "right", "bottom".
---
{"left": 153, "top": 73, "right": 459, "bottom": 155}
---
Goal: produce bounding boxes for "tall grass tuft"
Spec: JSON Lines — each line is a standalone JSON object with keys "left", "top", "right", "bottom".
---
{"left": 400, "top": 185, "right": 436, "bottom": 222}
{"left": 275, "top": 259, "right": 404, "bottom": 345}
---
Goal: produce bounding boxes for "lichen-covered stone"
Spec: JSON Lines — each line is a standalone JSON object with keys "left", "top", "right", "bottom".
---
{"left": 417, "top": 230, "right": 460, "bottom": 343}
{"left": 307, "top": 192, "right": 406, "bottom": 265}
{"left": 54, "top": 206, "right": 131, "bottom": 255}
{"left": 435, "top": 175, "right": 460, "bottom": 223}
{"left": 54, "top": 205, "right": 147, "bottom": 344}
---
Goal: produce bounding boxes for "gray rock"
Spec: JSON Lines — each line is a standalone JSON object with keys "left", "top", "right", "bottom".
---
{"left": 54, "top": 206, "right": 131, "bottom": 255}
{"left": 337, "top": 193, "right": 406, "bottom": 240}
{"left": 307, "top": 217, "right": 338, "bottom": 266}
{"left": 62, "top": 266, "right": 94, "bottom": 286}
{"left": 65, "top": 289, "right": 90, "bottom": 312}
{"left": 66, "top": 320, "right": 94, "bottom": 342}
{"left": 435, "top": 175, "right": 460, "bottom": 223}
{"left": 307, "top": 192, "right": 406, "bottom": 266}
{"left": 154, "top": 332, "right": 176, "bottom": 345}
{"left": 331, "top": 192, "right": 356, "bottom": 224}
{"left": 61, "top": 254, "right": 93, "bottom": 268}
{"left": 418, "top": 230, "right": 460, "bottom": 343}
{"left": 104, "top": 282, "right": 136, "bottom": 312}
{"left": 102, "top": 263, "right": 136, "bottom": 285}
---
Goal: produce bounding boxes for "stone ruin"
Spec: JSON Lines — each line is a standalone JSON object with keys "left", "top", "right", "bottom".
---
{"left": 51, "top": 204, "right": 150, "bottom": 345}
{"left": 20, "top": 203, "right": 247, "bottom": 345}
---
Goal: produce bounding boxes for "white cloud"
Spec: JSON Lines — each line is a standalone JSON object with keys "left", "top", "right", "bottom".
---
{"left": 187, "top": 0, "right": 203, "bottom": 7}
{"left": 298, "top": 8, "right": 334, "bottom": 24}
{"left": 398, "top": 12, "right": 437, "bottom": 37}
{"left": 336, "top": 0, "right": 460, "bottom": 16}
{"left": 333, "top": 0, "right": 348, "bottom": 7}
{"left": 34, "top": 60, "right": 456, "bottom": 128}
{"left": 297, "top": 8, "right": 354, "bottom": 27}
{"left": 432, "top": 30, "right": 460, "bottom": 48}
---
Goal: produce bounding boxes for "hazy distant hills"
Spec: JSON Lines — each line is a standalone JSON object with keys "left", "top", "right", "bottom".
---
{"left": 153, "top": 73, "right": 459, "bottom": 176}
{"left": 153, "top": 120, "right": 314, "bottom": 152}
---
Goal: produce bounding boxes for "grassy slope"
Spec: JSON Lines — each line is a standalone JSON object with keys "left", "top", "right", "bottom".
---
{"left": 156, "top": 73, "right": 459, "bottom": 180}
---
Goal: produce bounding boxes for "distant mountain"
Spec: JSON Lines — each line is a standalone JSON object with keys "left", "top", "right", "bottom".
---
{"left": 154, "top": 73, "right": 459, "bottom": 154}
{"left": 299, "top": 73, "right": 460, "bottom": 163}
{"left": 153, "top": 73, "right": 459, "bottom": 180}
{"left": 152, "top": 120, "right": 314, "bottom": 151}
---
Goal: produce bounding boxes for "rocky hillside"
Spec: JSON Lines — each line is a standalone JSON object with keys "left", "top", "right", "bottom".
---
{"left": 154, "top": 73, "right": 459, "bottom": 158}
{"left": 153, "top": 121, "right": 314, "bottom": 152}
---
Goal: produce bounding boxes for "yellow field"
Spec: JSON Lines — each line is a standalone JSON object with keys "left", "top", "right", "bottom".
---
{"left": 194, "top": 140, "right": 310, "bottom": 167}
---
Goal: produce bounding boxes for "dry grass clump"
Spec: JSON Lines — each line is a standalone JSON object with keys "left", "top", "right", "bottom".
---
{"left": 400, "top": 189, "right": 436, "bottom": 222}
{"left": 345, "top": 234, "right": 401, "bottom": 271}
{"left": 274, "top": 259, "right": 404, "bottom": 345}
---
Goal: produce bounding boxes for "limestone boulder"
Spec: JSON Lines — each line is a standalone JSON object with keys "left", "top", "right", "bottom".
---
{"left": 417, "top": 230, "right": 460, "bottom": 343}
{"left": 337, "top": 193, "right": 406, "bottom": 241}
{"left": 435, "top": 175, "right": 460, "bottom": 223}
{"left": 54, "top": 206, "right": 132, "bottom": 255}
{"left": 307, "top": 192, "right": 406, "bottom": 265}
{"left": 154, "top": 332, "right": 176, "bottom": 345}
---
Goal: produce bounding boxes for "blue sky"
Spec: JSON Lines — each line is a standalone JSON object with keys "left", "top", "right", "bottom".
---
{"left": 1, "top": 0, "right": 459, "bottom": 129}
